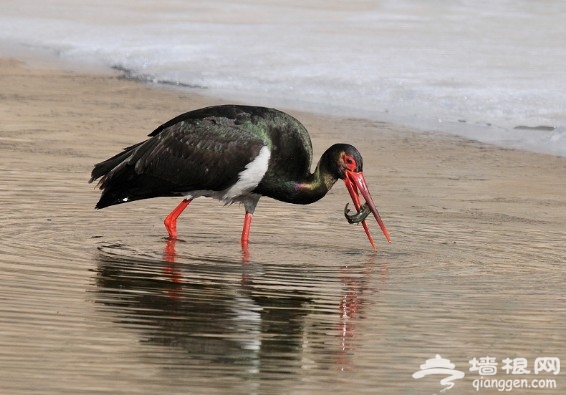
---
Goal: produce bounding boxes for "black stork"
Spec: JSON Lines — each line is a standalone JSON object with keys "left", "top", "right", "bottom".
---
{"left": 90, "top": 105, "right": 391, "bottom": 250}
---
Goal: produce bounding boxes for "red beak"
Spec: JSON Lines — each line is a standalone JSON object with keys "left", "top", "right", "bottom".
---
{"left": 344, "top": 170, "right": 391, "bottom": 250}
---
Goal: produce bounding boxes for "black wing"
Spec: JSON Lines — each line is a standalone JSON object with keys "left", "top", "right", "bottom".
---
{"left": 133, "top": 118, "right": 266, "bottom": 189}
{"left": 91, "top": 113, "right": 266, "bottom": 208}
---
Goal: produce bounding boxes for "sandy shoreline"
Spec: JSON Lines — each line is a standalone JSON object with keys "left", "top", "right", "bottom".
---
{"left": 1, "top": 56, "right": 565, "bottom": 256}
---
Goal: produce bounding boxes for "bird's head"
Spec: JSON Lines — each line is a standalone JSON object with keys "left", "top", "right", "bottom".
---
{"left": 324, "top": 144, "right": 391, "bottom": 250}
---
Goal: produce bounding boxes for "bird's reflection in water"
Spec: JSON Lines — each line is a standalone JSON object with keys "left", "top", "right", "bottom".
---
{"left": 92, "top": 238, "right": 387, "bottom": 382}
{"left": 336, "top": 258, "right": 386, "bottom": 370}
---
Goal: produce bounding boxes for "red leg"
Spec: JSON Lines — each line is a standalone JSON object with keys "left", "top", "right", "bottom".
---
{"left": 241, "top": 211, "right": 253, "bottom": 248}
{"left": 164, "top": 199, "right": 191, "bottom": 239}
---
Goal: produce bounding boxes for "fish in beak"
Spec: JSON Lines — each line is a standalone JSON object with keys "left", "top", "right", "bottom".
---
{"left": 343, "top": 170, "right": 391, "bottom": 250}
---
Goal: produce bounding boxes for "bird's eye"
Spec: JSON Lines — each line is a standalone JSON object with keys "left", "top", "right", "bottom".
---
{"left": 344, "top": 155, "right": 356, "bottom": 170}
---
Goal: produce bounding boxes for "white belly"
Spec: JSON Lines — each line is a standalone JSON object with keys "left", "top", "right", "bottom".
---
{"left": 182, "top": 145, "right": 271, "bottom": 212}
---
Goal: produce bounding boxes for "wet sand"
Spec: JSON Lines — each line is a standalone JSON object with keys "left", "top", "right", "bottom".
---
{"left": 1, "top": 58, "right": 565, "bottom": 394}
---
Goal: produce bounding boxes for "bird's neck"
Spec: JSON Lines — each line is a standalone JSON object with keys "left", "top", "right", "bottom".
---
{"left": 295, "top": 165, "right": 339, "bottom": 203}
{"left": 262, "top": 162, "right": 337, "bottom": 205}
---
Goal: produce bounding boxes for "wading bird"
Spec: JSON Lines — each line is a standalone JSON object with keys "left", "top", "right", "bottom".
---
{"left": 90, "top": 105, "right": 391, "bottom": 249}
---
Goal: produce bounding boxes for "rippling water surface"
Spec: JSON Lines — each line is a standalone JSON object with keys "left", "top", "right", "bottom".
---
{"left": 1, "top": 149, "right": 565, "bottom": 395}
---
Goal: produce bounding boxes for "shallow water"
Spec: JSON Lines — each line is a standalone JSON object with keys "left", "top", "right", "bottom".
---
{"left": 1, "top": 151, "right": 565, "bottom": 395}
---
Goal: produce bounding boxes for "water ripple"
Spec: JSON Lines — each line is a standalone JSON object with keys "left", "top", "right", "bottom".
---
{"left": 1, "top": 163, "right": 566, "bottom": 394}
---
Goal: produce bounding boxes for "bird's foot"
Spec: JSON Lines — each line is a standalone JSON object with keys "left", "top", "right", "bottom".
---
{"left": 344, "top": 202, "right": 371, "bottom": 224}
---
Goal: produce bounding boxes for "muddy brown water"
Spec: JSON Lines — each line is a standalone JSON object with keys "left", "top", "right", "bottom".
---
{"left": 1, "top": 154, "right": 565, "bottom": 395}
